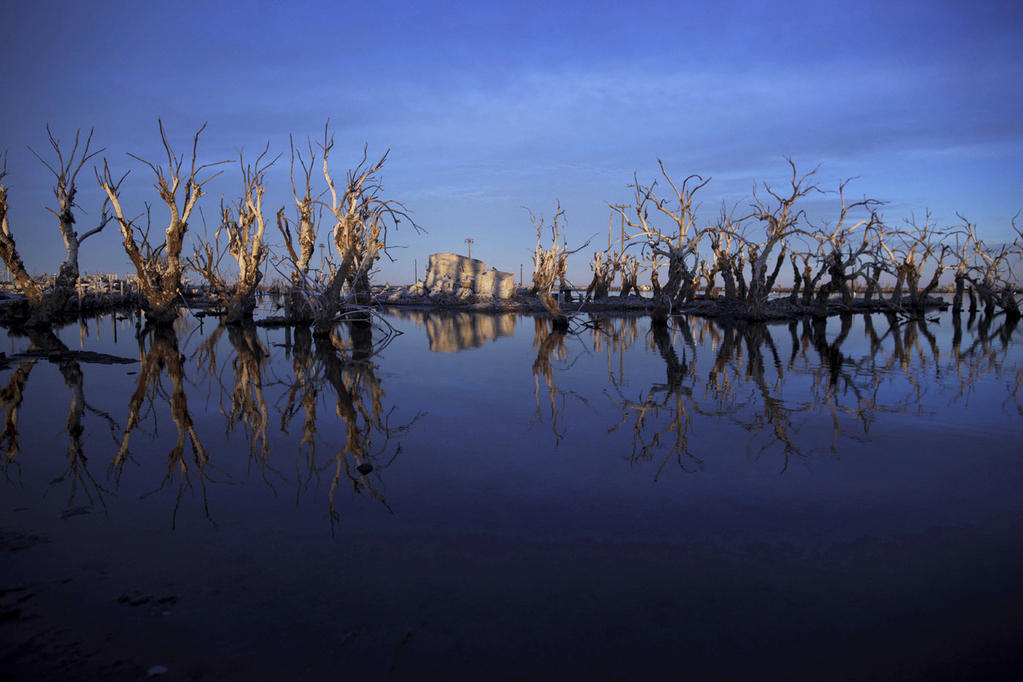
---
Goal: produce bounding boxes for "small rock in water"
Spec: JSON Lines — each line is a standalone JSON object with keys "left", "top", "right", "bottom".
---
{"left": 147, "top": 665, "right": 168, "bottom": 677}
{"left": 356, "top": 463, "right": 374, "bottom": 475}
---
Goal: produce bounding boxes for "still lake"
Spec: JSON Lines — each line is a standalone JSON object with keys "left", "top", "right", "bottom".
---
{"left": 2, "top": 307, "right": 1023, "bottom": 680}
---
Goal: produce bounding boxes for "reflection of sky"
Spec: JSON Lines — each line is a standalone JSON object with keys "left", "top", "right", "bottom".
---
{"left": 2, "top": 1, "right": 1021, "bottom": 283}
{"left": 3, "top": 309, "right": 1023, "bottom": 676}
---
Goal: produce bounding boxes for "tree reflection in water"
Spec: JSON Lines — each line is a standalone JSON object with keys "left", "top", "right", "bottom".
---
{"left": 0, "top": 327, "right": 125, "bottom": 510}
{"left": 609, "top": 317, "right": 705, "bottom": 477}
{"left": 0, "top": 358, "right": 33, "bottom": 466}
{"left": 531, "top": 316, "right": 568, "bottom": 442}
{"left": 116, "top": 326, "right": 216, "bottom": 527}
{"left": 191, "top": 317, "right": 421, "bottom": 532}
{"left": 590, "top": 309, "right": 1023, "bottom": 477}
{"left": 196, "top": 323, "right": 276, "bottom": 486}
{"left": 312, "top": 317, "right": 421, "bottom": 533}
{"left": 0, "top": 307, "right": 1019, "bottom": 530}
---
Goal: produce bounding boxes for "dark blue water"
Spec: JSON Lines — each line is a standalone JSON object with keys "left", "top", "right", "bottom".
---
{"left": 2, "top": 310, "right": 1022, "bottom": 680}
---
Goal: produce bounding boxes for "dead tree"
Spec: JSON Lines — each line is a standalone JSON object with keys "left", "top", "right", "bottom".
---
{"left": 275, "top": 135, "right": 320, "bottom": 323}
{"left": 610, "top": 162, "right": 710, "bottom": 324}
{"left": 584, "top": 251, "right": 612, "bottom": 300}
{"left": 807, "top": 184, "right": 885, "bottom": 314}
{"left": 322, "top": 136, "right": 415, "bottom": 311}
{"left": 648, "top": 252, "right": 663, "bottom": 296}
{"left": 962, "top": 211, "right": 1023, "bottom": 320}
{"left": 191, "top": 145, "right": 277, "bottom": 323}
{"left": 949, "top": 214, "right": 977, "bottom": 313}
{"left": 742, "top": 160, "right": 822, "bottom": 319}
{"left": 287, "top": 126, "right": 417, "bottom": 336}
{"left": 0, "top": 130, "right": 112, "bottom": 326}
{"left": 705, "top": 209, "right": 742, "bottom": 301}
{"left": 528, "top": 202, "right": 588, "bottom": 332}
{"left": 99, "top": 121, "right": 226, "bottom": 325}
{"left": 619, "top": 253, "right": 641, "bottom": 297}
{"left": 877, "top": 211, "right": 950, "bottom": 313}
{"left": 0, "top": 154, "right": 40, "bottom": 308}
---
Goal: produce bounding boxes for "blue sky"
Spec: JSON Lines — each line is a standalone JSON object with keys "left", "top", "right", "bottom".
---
{"left": 2, "top": 0, "right": 1021, "bottom": 284}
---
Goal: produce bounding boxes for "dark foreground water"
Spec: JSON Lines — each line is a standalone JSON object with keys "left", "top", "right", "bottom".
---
{"left": 2, "top": 308, "right": 1022, "bottom": 681}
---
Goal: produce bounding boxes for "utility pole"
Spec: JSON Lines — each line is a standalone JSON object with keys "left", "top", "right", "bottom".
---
{"left": 465, "top": 237, "right": 474, "bottom": 260}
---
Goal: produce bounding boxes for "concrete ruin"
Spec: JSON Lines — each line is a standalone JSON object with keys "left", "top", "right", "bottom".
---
{"left": 418, "top": 253, "right": 516, "bottom": 301}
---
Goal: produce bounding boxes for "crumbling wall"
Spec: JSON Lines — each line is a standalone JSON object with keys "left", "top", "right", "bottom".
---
{"left": 476, "top": 268, "right": 516, "bottom": 299}
{"left": 423, "top": 253, "right": 515, "bottom": 300}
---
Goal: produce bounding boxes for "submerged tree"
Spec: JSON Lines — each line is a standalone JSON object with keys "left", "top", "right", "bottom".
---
{"left": 0, "top": 129, "right": 112, "bottom": 326}
{"left": 98, "top": 121, "right": 226, "bottom": 325}
{"left": 610, "top": 163, "right": 710, "bottom": 324}
{"left": 528, "top": 203, "right": 589, "bottom": 332}
{"left": 192, "top": 145, "right": 277, "bottom": 324}
{"left": 275, "top": 135, "right": 321, "bottom": 323}
{"left": 583, "top": 250, "right": 613, "bottom": 301}
{"left": 953, "top": 212, "right": 1022, "bottom": 320}
{"left": 876, "top": 211, "right": 950, "bottom": 314}
{"left": 277, "top": 125, "right": 418, "bottom": 335}
{"left": 804, "top": 181, "right": 885, "bottom": 316}
{"left": 740, "top": 161, "right": 822, "bottom": 319}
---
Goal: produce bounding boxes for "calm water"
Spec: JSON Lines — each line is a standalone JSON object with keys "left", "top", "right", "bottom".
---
{"left": 2, "top": 308, "right": 1022, "bottom": 680}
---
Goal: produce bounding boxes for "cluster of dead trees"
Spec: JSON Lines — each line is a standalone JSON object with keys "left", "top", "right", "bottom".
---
{"left": 3, "top": 126, "right": 1018, "bottom": 332}
{"left": 1, "top": 122, "right": 416, "bottom": 331}
{"left": 531, "top": 160, "right": 1022, "bottom": 325}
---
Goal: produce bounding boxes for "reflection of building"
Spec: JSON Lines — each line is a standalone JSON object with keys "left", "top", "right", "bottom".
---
{"left": 425, "top": 312, "right": 517, "bottom": 353}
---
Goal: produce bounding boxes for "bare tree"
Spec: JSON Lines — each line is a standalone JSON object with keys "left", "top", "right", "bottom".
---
{"left": 0, "top": 129, "right": 112, "bottom": 326}
{"left": 876, "top": 211, "right": 950, "bottom": 313}
{"left": 949, "top": 214, "right": 978, "bottom": 313}
{"left": 610, "top": 162, "right": 710, "bottom": 324}
{"left": 528, "top": 202, "right": 588, "bottom": 331}
{"left": 275, "top": 135, "right": 320, "bottom": 323}
{"left": 0, "top": 153, "right": 40, "bottom": 308}
{"left": 806, "top": 181, "right": 885, "bottom": 315}
{"left": 704, "top": 205, "right": 745, "bottom": 302}
{"left": 583, "top": 250, "right": 612, "bottom": 300}
{"left": 619, "top": 253, "right": 641, "bottom": 297}
{"left": 98, "top": 120, "right": 227, "bottom": 325}
{"left": 275, "top": 125, "right": 417, "bottom": 335}
{"left": 742, "top": 160, "right": 821, "bottom": 319}
{"left": 192, "top": 145, "right": 278, "bottom": 323}
{"left": 959, "top": 211, "right": 1023, "bottom": 320}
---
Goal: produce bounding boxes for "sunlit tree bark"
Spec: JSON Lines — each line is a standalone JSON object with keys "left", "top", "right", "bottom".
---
{"left": 98, "top": 120, "right": 226, "bottom": 326}
{"left": 610, "top": 162, "right": 710, "bottom": 324}
{"left": 191, "top": 145, "right": 277, "bottom": 323}
{"left": 528, "top": 203, "right": 588, "bottom": 332}
{"left": 0, "top": 130, "right": 112, "bottom": 326}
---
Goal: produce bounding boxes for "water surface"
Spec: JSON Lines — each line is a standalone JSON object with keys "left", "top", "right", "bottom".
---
{"left": 2, "top": 309, "right": 1022, "bottom": 680}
